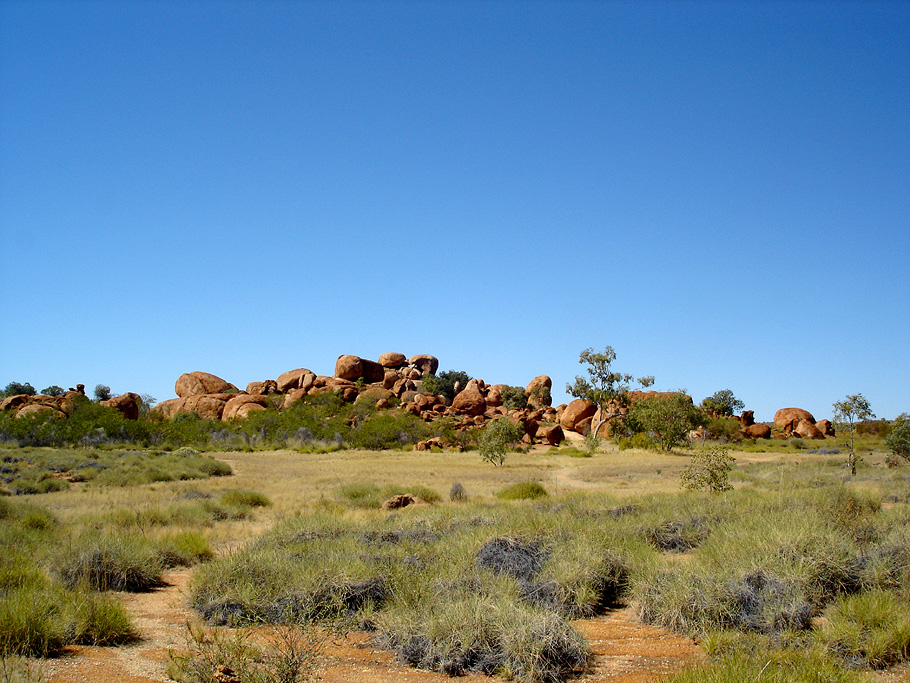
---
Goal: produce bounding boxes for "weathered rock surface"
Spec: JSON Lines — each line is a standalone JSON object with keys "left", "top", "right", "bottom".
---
{"left": 100, "top": 393, "right": 141, "bottom": 420}
{"left": 276, "top": 368, "right": 315, "bottom": 394}
{"left": 740, "top": 410, "right": 755, "bottom": 426}
{"left": 380, "top": 493, "right": 427, "bottom": 511}
{"left": 816, "top": 419, "right": 835, "bottom": 437}
{"left": 407, "top": 354, "right": 439, "bottom": 376}
{"left": 794, "top": 419, "right": 825, "bottom": 440}
{"left": 378, "top": 352, "right": 407, "bottom": 368}
{"left": 774, "top": 408, "right": 816, "bottom": 435}
{"left": 15, "top": 403, "right": 65, "bottom": 419}
{"left": 334, "top": 355, "right": 385, "bottom": 383}
{"left": 246, "top": 380, "right": 278, "bottom": 395}
{"left": 560, "top": 399, "right": 597, "bottom": 433}
{"left": 452, "top": 386, "right": 487, "bottom": 416}
{"left": 525, "top": 375, "right": 553, "bottom": 407}
{"left": 741, "top": 423, "right": 772, "bottom": 439}
{"left": 222, "top": 394, "right": 270, "bottom": 421}
{"left": 175, "top": 372, "right": 237, "bottom": 398}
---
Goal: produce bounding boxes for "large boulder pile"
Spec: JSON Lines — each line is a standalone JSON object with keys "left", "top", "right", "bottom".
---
{"left": 144, "top": 353, "right": 569, "bottom": 447}
{"left": 773, "top": 407, "right": 833, "bottom": 439}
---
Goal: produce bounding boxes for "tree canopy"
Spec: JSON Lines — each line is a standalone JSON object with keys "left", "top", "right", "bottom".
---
{"left": 566, "top": 346, "right": 654, "bottom": 438}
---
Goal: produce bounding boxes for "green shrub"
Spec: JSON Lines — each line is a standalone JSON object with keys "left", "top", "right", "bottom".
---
{"left": 822, "top": 589, "right": 910, "bottom": 668}
{"left": 496, "top": 481, "right": 548, "bottom": 500}
{"left": 157, "top": 532, "right": 214, "bottom": 567}
{"left": 67, "top": 589, "right": 138, "bottom": 646}
{"left": 220, "top": 489, "right": 271, "bottom": 508}
{"left": 348, "top": 412, "right": 430, "bottom": 450}
{"left": 420, "top": 370, "right": 471, "bottom": 401}
{"left": 681, "top": 447, "right": 735, "bottom": 493}
{"left": 630, "top": 433, "right": 654, "bottom": 450}
{"left": 624, "top": 393, "right": 706, "bottom": 451}
{"left": 479, "top": 418, "right": 523, "bottom": 466}
{"left": 58, "top": 534, "right": 164, "bottom": 592}
{"left": 500, "top": 386, "right": 529, "bottom": 411}
{"left": 0, "top": 585, "right": 66, "bottom": 656}
{"left": 885, "top": 413, "right": 910, "bottom": 461}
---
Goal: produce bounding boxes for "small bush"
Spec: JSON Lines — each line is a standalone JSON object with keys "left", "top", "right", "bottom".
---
{"left": 681, "top": 447, "right": 735, "bottom": 493}
{"left": 449, "top": 482, "right": 467, "bottom": 501}
{"left": 885, "top": 414, "right": 910, "bottom": 461}
{"left": 823, "top": 589, "right": 910, "bottom": 668}
{"left": 68, "top": 590, "right": 138, "bottom": 646}
{"left": 220, "top": 489, "right": 271, "bottom": 508}
{"left": 479, "top": 419, "right": 523, "bottom": 467}
{"left": 58, "top": 535, "right": 164, "bottom": 592}
{"left": 496, "top": 481, "right": 548, "bottom": 500}
{"left": 0, "top": 585, "right": 66, "bottom": 656}
{"left": 157, "top": 532, "right": 213, "bottom": 567}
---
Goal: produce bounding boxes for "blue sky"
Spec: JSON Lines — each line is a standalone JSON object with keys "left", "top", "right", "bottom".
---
{"left": 1, "top": 0, "right": 907, "bottom": 421}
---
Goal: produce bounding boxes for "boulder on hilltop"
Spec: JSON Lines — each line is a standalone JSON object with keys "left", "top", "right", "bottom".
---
{"left": 175, "top": 372, "right": 238, "bottom": 398}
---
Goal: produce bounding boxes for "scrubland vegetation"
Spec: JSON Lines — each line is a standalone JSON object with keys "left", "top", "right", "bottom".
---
{"left": 1, "top": 399, "right": 909, "bottom": 682}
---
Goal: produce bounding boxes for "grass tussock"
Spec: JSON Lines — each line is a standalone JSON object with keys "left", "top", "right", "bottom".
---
{"left": 496, "top": 481, "right": 548, "bottom": 500}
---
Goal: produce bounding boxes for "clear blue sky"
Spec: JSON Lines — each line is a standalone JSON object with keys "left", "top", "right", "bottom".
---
{"left": 2, "top": 0, "right": 908, "bottom": 422}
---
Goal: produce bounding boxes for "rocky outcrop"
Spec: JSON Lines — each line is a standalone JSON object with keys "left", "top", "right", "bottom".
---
{"left": 276, "top": 368, "right": 315, "bottom": 394}
{"left": 334, "top": 355, "right": 385, "bottom": 383}
{"left": 794, "top": 419, "right": 825, "bottom": 440}
{"left": 100, "top": 393, "right": 141, "bottom": 420}
{"left": 560, "top": 399, "right": 597, "bottom": 433}
{"left": 378, "top": 352, "right": 407, "bottom": 368}
{"left": 774, "top": 408, "right": 817, "bottom": 435}
{"left": 741, "top": 423, "right": 771, "bottom": 439}
{"left": 222, "top": 394, "right": 269, "bottom": 421}
{"left": 175, "top": 372, "right": 238, "bottom": 398}
{"left": 452, "top": 386, "right": 487, "bottom": 416}
{"left": 525, "top": 375, "right": 553, "bottom": 407}
{"left": 740, "top": 410, "right": 755, "bottom": 426}
{"left": 816, "top": 419, "right": 835, "bottom": 437}
{"left": 246, "top": 380, "right": 278, "bottom": 395}
{"left": 408, "top": 354, "right": 439, "bottom": 376}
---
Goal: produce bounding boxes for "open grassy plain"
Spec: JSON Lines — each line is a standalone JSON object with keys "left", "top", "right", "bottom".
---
{"left": 2, "top": 439, "right": 908, "bottom": 683}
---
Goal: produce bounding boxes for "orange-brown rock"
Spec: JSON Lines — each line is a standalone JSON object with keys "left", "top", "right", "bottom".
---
{"left": 452, "top": 386, "right": 486, "bottom": 416}
{"left": 175, "top": 372, "right": 237, "bottom": 398}
{"left": 277, "top": 368, "right": 316, "bottom": 394}
{"left": 183, "top": 394, "right": 232, "bottom": 420}
{"left": 485, "top": 385, "right": 506, "bottom": 408}
{"left": 740, "top": 410, "right": 755, "bottom": 426}
{"left": 576, "top": 416, "right": 594, "bottom": 435}
{"left": 282, "top": 388, "right": 309, "bottom": 409}
{"left": 774, "top": 408, "right": 816, "bottom": 434}
{"left": 794, "top": 419, "right": 825, "bottom": 440}
{"left": 525, "top": 375, "right": 553, "bottom": 407}
{"left": 378, "top": 352, "right": 407, "bottom": 368}
{"left": 537, "top": 423, "right": 564, "bottom": 446}
{"left": 741, "top": 423, "right": 771, "bottom": 439}
{"left": 16, "top": 403, "right": 65, "bottom": 419}
{"left": 382, "top": 369, "right": 399, "bottom": 390}
{"left": 380, "top": 493, "right": 427, "bottom": 510}
{"left": 0, "top": 395, "right": 30, "bottom": 412}
{"left": 334, "top": 355, "right": 385, "bottom": 383}
{"left": 246, "top": 380, "right": 278, "bottom": 395}
{"left": 150, "top": 397, "right": 185, "bottom": 420}
{"left": 408, "top": 354, "right": 439, "bottom": 376}
{"left": 560, "top": 398, "right": 597, "bottom": 433}
{"left": 100, "top": 393, "right": 141, "bottom": 420}
{"left": 816, "top": 419, "right": 835, "bottom": 437}
{"left": 222, "top": 394, "right": 270, "bottom": 421}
